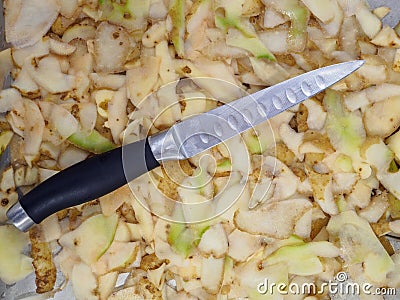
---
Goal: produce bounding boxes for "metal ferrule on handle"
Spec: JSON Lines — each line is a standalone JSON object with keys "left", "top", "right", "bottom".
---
{"left": 7, "top": 138, "right": 160, "bottom": 232}
{"left": 6, "top": 202, "right": 35, "bottom": 232}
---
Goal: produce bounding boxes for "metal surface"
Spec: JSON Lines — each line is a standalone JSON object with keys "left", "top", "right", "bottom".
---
{"left": 149, "top": 61, "right": 364, "bottom": 162}
{"left": 0, "top": 146, "right": 10, "bottom": 174}
{"left": 6, "top": 202, "right": 35, "bottom": 232}
{"left": 0, "top": 0, "right": 9, "bottom": 52}
{"left": 366, "top": 0, "right": 399, "bottom": 27}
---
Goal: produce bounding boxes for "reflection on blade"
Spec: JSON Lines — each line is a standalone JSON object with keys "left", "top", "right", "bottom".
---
{"left": 149, "top": 60, "right": 364, "bottom": 161}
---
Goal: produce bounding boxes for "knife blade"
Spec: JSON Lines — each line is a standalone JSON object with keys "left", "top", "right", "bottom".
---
{"left": 148, "top": 60, "right": 365, "bottom": 161}
{"left": 6, "top": 60, "right": 364, "bottom": 232}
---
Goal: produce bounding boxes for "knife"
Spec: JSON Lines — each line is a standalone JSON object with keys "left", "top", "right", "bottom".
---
{"left": 6, "top": 60, "right": 364, "bottom": 232}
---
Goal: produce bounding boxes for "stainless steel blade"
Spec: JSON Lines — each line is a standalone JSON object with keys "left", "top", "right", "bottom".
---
{"left": 149, "top": 60, "right": 365, "bottom": 161}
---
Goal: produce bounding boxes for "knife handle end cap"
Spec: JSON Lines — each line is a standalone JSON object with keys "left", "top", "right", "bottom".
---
{"left": 6, "top": 202, "right": 36, "bottom": 232}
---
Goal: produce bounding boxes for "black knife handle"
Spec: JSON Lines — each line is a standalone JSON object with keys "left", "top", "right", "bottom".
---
{"left": 7, "top": 138, "right": 159, "bottom": 231}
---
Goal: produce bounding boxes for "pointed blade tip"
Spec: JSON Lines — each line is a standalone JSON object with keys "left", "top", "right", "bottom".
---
{"left": 347, "top": 59, "right": 365, "bottom": 71}
{"left": 327, "top": 60, "right": 365, "bottom": 84}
